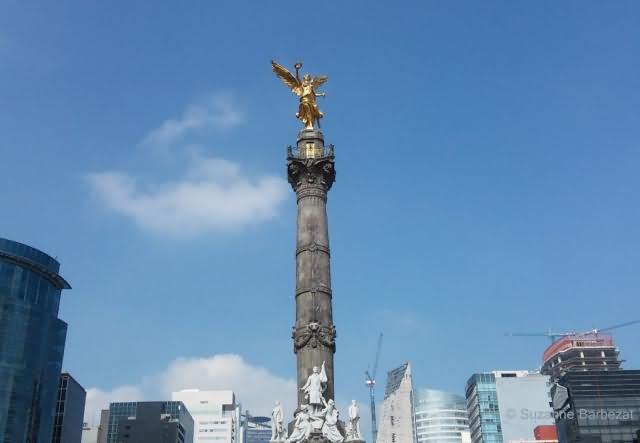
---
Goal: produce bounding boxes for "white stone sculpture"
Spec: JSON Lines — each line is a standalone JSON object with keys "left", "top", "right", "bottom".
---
{"left": 321, "top": 399, "right": 344, "bottom": 443}
{"left": 346, "top": 400, "right": 362, "bottom": 441}
{"left": 300, "top": 361, "right": 328, "bottom": 413}
{"left": 286, "top": 405, "right": 313, "bottom": 443}
{"left": 270, "top": 401, "right": 287, "bottom": 442}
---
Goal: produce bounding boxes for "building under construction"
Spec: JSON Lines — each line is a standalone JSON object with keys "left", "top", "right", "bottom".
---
{"left": 541, "top": 333, "right": 621, "bottom": 383}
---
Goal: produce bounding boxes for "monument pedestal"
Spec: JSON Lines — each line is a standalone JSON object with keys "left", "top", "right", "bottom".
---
{"left": 285, "top": 418, "right": 353, "bottom": 443}
{"left": 307, "top": 432, "right": 330, "bottom": 443}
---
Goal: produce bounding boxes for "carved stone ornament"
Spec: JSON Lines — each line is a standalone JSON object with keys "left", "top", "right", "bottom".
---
{"left": 293, "top": 322, "right": 337, "bottom": 353}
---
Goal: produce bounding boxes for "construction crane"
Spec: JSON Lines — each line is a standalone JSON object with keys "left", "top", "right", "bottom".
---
{"left": 505, "top": 328, "right": 574, "bottom": 344}
{"left": 506, "top": 319, "right": 640, "bottom": 343}
{"left": 365, "top": 333, "right": 383, "bottom": 443}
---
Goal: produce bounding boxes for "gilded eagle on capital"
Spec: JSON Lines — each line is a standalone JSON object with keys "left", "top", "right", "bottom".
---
{"left": 271, "top": 60, "right": 328, "bottom": 130}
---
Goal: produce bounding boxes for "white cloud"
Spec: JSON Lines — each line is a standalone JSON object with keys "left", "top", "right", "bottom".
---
{"left": 84, "top": 354, "right": 296, "bottom": 425}
{"left": 86, "top": 156, "right": 289, "bottom": 236}
{"left": 142, "top": 94, "right": 244, "bottom": 147}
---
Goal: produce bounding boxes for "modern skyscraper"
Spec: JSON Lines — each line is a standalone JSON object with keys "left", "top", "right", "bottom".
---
{"left": 171, "top": 390, "right": 241, "bottom": 443}
{"left": 551, "top": 370, "right": 640, "bottom": 443}
{"left": 414, "top": 389, "right": 471, "bottom": 443}
{"left": 466, "top": 373, "right": 502, "bottom": 443}
{"left": 377, "top": 362, "right": 416, "bottom": 443}
{"left": 106, "top": 402, "right": 194, "bottom": 443}
{"left": 241, "top": 415, "right": 271, "bottom": 443}
{"left": 541, "top": 334, "right": 621, "bottom": 383}
{"left": 0, "top": 237, "right": 71, "bottom": 443}
{"left": 466, "top": 371, "right": 555, "bottom": 443}
{"left": 52, "top": 373, "right": 87, "bottom": 443}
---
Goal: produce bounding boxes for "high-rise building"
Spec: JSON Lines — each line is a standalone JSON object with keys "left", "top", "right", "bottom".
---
{"left": 241, "top": 415, "right": 271, "bottom": 443}
{"left": 414, "top": 389, "right": 471, "bottom": 443}
{"left": 466, "top": 371, "right": 555, "bottom": 443}
{"left": 541, "top": 334, "right": 621, "bottom": 383}
{"left": 466, "top": 373, "right": 502, "bottom": 443}
{"left": 106, "top": 402, "right": 194, "bottom": 443}
{"left": 551, "top": 370, "right": 640, "bottom": 443}
{"left": 171, "top": 390, "right": 241, "bottom": 443}
{"left": 0, "top": 238, "right": 71, "bottom": 443}
{"left": 98, "top": 409, "right": 109, "bottom": 443}
{"left": 377, "top": 362, "right": 416, "bottom": 443}
{"left": 52, "top": 373, "right": 87, "bottom": 443}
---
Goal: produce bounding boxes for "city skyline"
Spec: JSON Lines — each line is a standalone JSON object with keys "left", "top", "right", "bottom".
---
{"left": 2, "top": 0, "right": 640, "bottom": 433}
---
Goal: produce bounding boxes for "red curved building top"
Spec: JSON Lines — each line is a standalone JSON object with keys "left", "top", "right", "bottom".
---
{"left": 542, "top": 333, "right": 615, "bottom": 364}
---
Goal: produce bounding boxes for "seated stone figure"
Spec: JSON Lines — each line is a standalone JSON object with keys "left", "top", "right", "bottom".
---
{"left": 321, "top": 400, "right": 344, "bottom": 443}
{"left": 286, "top": 406, "right": 313, "bottom": 443}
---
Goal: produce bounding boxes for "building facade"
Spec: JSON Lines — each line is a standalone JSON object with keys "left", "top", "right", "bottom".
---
{"left": 466, "top": 373, "right": 502, "bottom": 443}
{"left": 466, "top": 371, "right": 555, "bottom": 443}
{"left": 377, "top": 362, "right": 416, "bottom": 443}
{"left": 414, "top": 389, "right": 471, "bottom": 443}
{"left": 0, "top": 238, "right": 71, "bottom": 443}
{"left": 106, "top": 402, "right": 193, "bottom": 443}
{"left": 241, "top": 415, "right": 271, "bottom": 443}
{"left": 82, "top": 410, "right": 109, "bottom": 443}
{"left": 171, "top": 390, "right": 241, "bottom": 443}
{"left": 52, "top": 373, "right": 86, "bottom": 443}
{"left": 541, "top": 334, "right": 621, "bottom": 384}
{"left": 98, "top": 410, "right": 109, "bottom": 443}
{"left": 551, "top": 370, "right": 640, "bottom": 443}
{"left": 81, "top": 425, "right": 98, "bottom": 443}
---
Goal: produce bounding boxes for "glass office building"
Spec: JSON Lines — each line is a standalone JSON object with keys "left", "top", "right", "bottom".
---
{"left": 106, "top": 402, "right": 194, "bottom": 443}
{"left": 552, "top": 370, "right": 640, "bottom": 443}
{"left": 52, "top": 373, "right": 86, "bottom": 443}
{"left": 0, "top": 238, "right": 71, "bottom": 443}
{"left": 414, "top": 389, "right": 470, "bottom": 443}
{"left": 242, "top": 416, "right": 271, "bottom": 443}
{"left": 465, "top": 373, "right": 502, "bottom": 443}
{"left": 466, "top": 371, "right": 556, "bottom": 443}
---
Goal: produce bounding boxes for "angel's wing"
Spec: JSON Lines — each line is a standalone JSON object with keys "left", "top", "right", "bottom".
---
{"left": 311, "top": 75, "right": 328, "bottom": 89}
{"left": 272, "top": 60, "right": 301, "bottom": 93}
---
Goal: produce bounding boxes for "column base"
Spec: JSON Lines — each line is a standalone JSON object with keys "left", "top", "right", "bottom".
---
{"left": 286, "top": 422, "right": 348, "bottom": 443}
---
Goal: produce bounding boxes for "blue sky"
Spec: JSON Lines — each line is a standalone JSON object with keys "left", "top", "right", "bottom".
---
{"left": 2, "top": 0, "right": 640, "bottom": 427}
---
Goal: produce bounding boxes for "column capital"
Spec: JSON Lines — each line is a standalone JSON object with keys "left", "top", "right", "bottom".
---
{"left": 287, "top": 155, "right": 336, "bottom": 193}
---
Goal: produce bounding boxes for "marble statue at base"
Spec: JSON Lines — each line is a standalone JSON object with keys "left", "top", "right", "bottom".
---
{"left": 271, "top": 401, "right": 288, "bottom": 442}
{"left": 286, "top": 406, "right": 313, "bottom": 443}
{"left": 284, "top": 364, "right": 355, "bottom": 443}
{"left": 301, "top": 362, "right": 328, "bottom": 415}
{"left": 321, "top": 400, "right": 344, "bottom": 443}
{"left": 345, "top": 400, "right": 363, "bottom": 442}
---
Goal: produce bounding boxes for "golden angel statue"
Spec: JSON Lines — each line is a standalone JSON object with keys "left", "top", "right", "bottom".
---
{"left": 271, "top": 60, "right": 327, "bottom": 130}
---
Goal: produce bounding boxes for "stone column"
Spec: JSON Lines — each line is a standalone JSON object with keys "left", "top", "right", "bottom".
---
{"left": 288, "top": 128, "right": 337, "bottom": 407}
